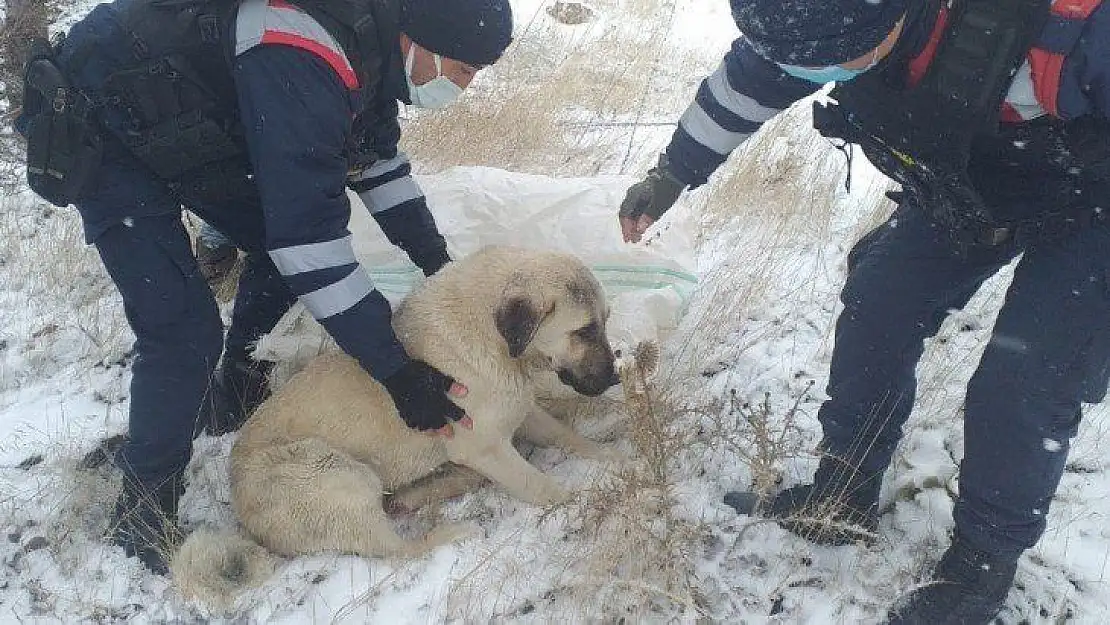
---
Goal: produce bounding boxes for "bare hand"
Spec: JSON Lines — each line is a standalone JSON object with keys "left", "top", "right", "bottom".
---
{"left": 620, "top": 213, "right": 656, "bottom": 243}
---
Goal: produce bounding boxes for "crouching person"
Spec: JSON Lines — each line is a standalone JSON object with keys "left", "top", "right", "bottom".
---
{"left": 19, "top": 0, "right": 513, "bottom": 574}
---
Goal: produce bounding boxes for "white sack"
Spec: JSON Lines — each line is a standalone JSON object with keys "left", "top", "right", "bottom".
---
{"left": 257, "top": 166, "right": 698, "bottom": 366}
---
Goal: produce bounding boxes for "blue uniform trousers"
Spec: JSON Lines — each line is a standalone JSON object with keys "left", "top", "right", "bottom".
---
{"left": 77, "top": 139, "right": 296, "bottom": 489}
{"left": 818, "top": 199, "right": 1110, "bottom": 557}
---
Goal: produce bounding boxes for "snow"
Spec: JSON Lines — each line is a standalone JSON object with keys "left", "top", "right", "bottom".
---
{"left": 2, "top": 0, "right": 1110, "bottom": 623}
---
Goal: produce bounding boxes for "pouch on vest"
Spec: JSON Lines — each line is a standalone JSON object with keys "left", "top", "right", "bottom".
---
{"left": 104, "top": 53, "right": 243, "bottom": 182}
{"left": 22, "top": 38, "right": 103, "bottom": 207}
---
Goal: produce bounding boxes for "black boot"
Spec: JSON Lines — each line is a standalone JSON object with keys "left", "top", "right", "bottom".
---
{"left": 108, "top": 476, "right": 184, "bottom": 575}
{"left": 77, "top": 433, "right": 129, "bottom": 470}
{"left": 728, "top": 456, "right": 881, "bottom": 545}
{"left": 886, "top": 536, "right": 1018, "bottom": 624}
{"left": 765, "top": 481, "right": 878, "bottom": 545}
{"left": 199, "top": 355, "right": 273, "bottom": 437}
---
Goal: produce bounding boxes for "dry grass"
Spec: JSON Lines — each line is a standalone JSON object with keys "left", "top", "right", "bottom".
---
{"left": 661, "top": 102, "right": 898, "bottom": 381}
{"left": 400, "top": 0, "right": 707, "bottom": 178}
{"left": 0, "top": 198, "right": 128, "bottom": 376}
{"left": 440, "top": 341, "right": 712, "bottom": 621}
{"left": 558, "top": 340, "right": 707, "bottom": 619}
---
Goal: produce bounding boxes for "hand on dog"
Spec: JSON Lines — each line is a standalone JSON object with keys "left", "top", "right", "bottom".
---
{"left": 428, "top": 389, "right": 473, "bottom": 439}
{"left": 382, "top": 360, "right": 472, "bottom": 437}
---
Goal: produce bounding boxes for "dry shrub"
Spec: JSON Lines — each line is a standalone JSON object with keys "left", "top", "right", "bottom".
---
{"left": 547, "top": 1, "right": 595, "bottom": 26}
{"left": 558, "top": 340, "right": 707, "bottom": 618}
{"left": 438, "top": 341, "right": 709, "bottom": 621}
{"left": 711, "top": 384, "right": 812, "bottom": 500}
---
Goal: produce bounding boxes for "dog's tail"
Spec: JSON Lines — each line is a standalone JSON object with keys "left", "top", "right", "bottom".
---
{"left": 172, "top": 527, "right": 277, "bottom": 610}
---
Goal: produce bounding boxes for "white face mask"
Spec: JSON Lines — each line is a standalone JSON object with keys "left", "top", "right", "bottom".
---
{"left": 404, "top": 44, "right": 464, "bottom": 109}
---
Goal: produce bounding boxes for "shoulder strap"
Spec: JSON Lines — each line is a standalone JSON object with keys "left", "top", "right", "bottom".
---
{"left": 289, "top": 0, "right": 401, "bottom": 93}
{"left": 234, "top": 0, "right": 361, "bottom": 88}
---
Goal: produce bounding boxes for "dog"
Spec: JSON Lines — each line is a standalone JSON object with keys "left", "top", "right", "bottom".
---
{"left": 173, "top": 245, "right": 620, "bottom": 607}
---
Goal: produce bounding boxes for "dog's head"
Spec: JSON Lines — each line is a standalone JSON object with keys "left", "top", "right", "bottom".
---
{"left": 494, "top": 255, "right": 618, "bottom": 397}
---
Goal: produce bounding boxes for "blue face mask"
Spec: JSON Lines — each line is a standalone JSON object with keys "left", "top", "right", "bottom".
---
{"left": 777, "top": 47, "right": 881, "bottom": 84}
{"left": 777, "top": 63, "right": 869, "bottom": 84}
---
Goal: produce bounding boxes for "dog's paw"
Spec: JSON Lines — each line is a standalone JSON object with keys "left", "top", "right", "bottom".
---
{"left": 431, "top": 521, "right": 484, "bottom": 545}
{"left": 535, "top": 484, "right": 572, "bottom": 507}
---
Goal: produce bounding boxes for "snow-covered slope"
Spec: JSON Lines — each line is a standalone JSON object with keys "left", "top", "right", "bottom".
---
{"left": 2, "top": 1, "right": 1107, "bottom": 623}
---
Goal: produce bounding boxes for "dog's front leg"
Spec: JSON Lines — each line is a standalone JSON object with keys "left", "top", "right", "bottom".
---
{"left": 518, "top": 404, "right": 621, "bottom": 463}
{"left": 448, "top": 438, "right": 570, "bottom": 507}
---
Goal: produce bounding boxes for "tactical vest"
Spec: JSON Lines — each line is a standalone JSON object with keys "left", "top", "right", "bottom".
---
{"left": 82, "top": 0, "right": 397, "bottom": 189}
{"left": 814, "top": 0, "right": 1110, "bottom": 246}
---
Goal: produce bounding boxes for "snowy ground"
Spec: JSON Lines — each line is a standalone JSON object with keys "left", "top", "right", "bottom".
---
{"left": 3, "top": 0, "right": 1110, "bottom": 623}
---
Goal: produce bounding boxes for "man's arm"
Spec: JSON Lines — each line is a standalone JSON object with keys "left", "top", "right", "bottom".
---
{"left": 348, "top": 105, "right": 450, "bottom": 276}
{"left": 233, "top": 44, "right": 464, "bottom": 433}
{"left": 620, "top": 37, "right": 819, "bottom": 241}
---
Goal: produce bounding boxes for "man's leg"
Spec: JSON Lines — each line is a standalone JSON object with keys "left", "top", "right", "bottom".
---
{"left": 757, "top": 202, "right": 1019, "bottom": 542}
{"left": 189, "top": 199, "right": 297, "bottom": 434}
{"left": 957, "top": 224, "right": 1110, "bottom": 555}
{"left": 888, "top": 225, "right": 1110, "bottom": 624}
{"left": 75, "top": 145, "right": 224, "bottom": 573}
{"left": 93, "top": 216, "right": 224, "bottom": 572}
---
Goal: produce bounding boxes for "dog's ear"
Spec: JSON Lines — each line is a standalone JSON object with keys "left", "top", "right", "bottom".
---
{"left": 495, "top": 296, "right": 541, "bottom": 358}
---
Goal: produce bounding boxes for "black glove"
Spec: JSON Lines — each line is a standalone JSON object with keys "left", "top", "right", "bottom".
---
{"left": 619, "top": 153, "right": 686, "bottom": 222}
{"left": 371, "top": 202, "right": 451, "bottom": 276}
{"left": 415, "top": 247, "right": 451, "bottom": 276}
{"left": 381, "top": 359, "right": 465, "bottom": 431}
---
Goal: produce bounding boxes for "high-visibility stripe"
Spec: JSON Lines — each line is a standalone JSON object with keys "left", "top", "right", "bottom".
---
{"left": 299, "top": 267, "right": 375, "bottom": 319}
{"left": 269, "top": 235, "right": 356, "bottom": 276}
{"left": 677, "top": 103, "right": 750, "bottom": 156}
{"left": 349, "top": 154, "right": 410, "bottom": 184}
{"left": 236, "top": 0, "right": 359, "bottom": 89}
{"left": 704, "top": 64, "right": 780, "bottom": 124}
{"left": 358, "top": 176, "right": 424, "bottom": 214}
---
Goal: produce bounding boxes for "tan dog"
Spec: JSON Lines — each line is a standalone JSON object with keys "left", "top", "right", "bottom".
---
{"left": 173, "top": 245, "right": 619, "bottom": 607}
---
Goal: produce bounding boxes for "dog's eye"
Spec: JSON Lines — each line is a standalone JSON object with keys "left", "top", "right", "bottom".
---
{"left": 574, "top": 322, "right": 600, "bottom": 339}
